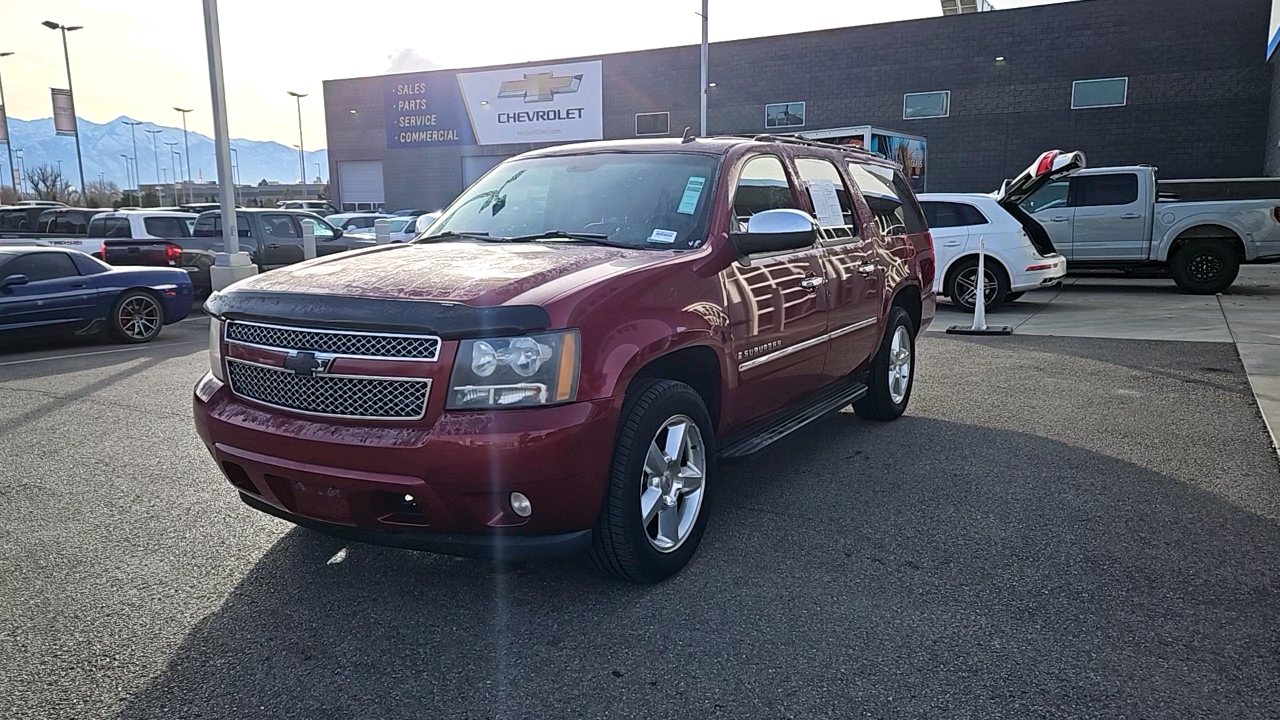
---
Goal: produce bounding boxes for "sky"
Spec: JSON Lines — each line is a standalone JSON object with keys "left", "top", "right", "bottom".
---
{"left": 0, "top": 0, "right": 1073, "bottom": 149}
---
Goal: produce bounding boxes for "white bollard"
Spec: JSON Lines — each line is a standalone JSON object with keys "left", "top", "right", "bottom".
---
{"left": 375, "top": 218, "right": 392, "bottom": 245}
{"left": 302, "top": 220, "right": 316, "bottom": 260}
{"left": 946, "top": 234, "right": 1013, "bottom": 336}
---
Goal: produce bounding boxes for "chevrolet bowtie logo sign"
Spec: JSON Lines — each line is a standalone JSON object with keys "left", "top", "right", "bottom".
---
{"left": 497, "top": 72, "right": 583, "bottom": 103}
{"left": 283, "top": 351, "right": 333, "bottom": 378}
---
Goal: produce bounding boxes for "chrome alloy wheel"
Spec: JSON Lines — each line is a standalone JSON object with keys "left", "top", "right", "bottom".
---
{"left": 118, "top": 295, "right": 161, "bottom": 340}
{"left": 888, "top": 325, "right": 912, "bottom": 405}
{"left": 640, "top": 415, "right": 706, "bottom": 553}
{"left": 955, "top": 266, "right": 999, "bottom": 308}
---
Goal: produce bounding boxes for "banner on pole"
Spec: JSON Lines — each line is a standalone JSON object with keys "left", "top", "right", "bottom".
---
{"left": 51, "top": 89, "right": 77, "bottom": 136}
{"left": 0, "top": 105, "right": 8, "bottom": 144}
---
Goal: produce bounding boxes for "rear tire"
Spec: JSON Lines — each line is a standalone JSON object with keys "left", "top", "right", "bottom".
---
{"left": 590, "top": 379, "right": 715, "bottom": 583}
{"left": 947, "top": 257, "right": 1009, "bottom": 311}
{"left": 1004, "top": 291, "right": 1025, "bottom": 302}
{"left": 1171, "top": 239, "right": 1239, "bottom": 294}
{"left": 854, "top": 307, "right": 915, "bottom": 422}
{"left": 108, "top": 290, "right": 164, "bottom": 344}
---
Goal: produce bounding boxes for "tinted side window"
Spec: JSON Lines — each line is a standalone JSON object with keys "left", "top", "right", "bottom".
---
{"left": 299, "top": 216, "right": 335, "bottom": 240}
{"left": 795, "top": 157, "right": 857, "bottom": 243}
{"left": 1076, "top": 174, "right": 1139, "bottom": 207}
{"left": 6, "top": 252, "right": 79, "bottom": 282}
{"left": 892, "top": 172, "right": 928, "bottom": 234}
{"left": 103, "top": 218, "right": 132, "bottom": 238}
{"left": 261, "top": 215, "right": 300, "bottom": 239}
{"left": 922, "top": 202, "right": 988, "bottom": 229}
{"left": 1021, "top": 181, "right": 1069, "bottom": 214}
{"left": 0, "top": 210, "right": 29, "bottom": 231}
{"left": 193, "top": 215, "right": 250, "bottom": 237}
{"left": 144, "top": 217, "right": 191, "bottom": 238}
{"left": 848, "top": 163, "right": 906, "bottom": 236}
{"left": 732, "top": 155, "right": 796, "bottom": 231}
{"left": 70, "top": 252, "right": 110, "bottom": 275}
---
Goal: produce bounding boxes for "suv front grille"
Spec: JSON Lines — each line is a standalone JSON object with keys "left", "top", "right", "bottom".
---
{"left": 226, "top": 360, "right": 430, "bottom": 420}
{"left": 226, "top": 321, "right": 440, "bottom": 360}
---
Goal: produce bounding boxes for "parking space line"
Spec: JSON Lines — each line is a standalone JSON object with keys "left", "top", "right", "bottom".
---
{"left": 0, "top": 341, "right": 205, "bottom": 367}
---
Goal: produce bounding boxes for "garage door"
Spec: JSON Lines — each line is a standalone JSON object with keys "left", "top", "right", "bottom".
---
{"left": 462, "top": 155, "right": 511, "bottom": 189}
{"left": 338, "top": 161, "right": 385, "bottom": 212}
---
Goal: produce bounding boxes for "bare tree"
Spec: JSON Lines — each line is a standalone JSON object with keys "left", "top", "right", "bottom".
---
{"left": 83, "top": 178, "right": 120, "bottom": 209}
{"left": 24, "top": 164, "right": 79, "bottom": 204}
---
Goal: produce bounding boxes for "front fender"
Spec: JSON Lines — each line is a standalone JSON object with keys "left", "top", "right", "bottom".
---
{"left": 1155, "top": 213, "right": 1253, "bottom": 262}
{"left": 586, "top": 321, "right": 727, "bottom": 402}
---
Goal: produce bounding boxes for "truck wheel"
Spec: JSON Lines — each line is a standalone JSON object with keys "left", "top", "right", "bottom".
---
{"left": 1171, "top": 240, "right": 1239, "bottom": 294}
{"left": 1004, "top": 291, "right": 1025, "bottom": 303}
{"left": 108, "top": 290, "right": 164, "bottom": 344}
{"left": 590, "top": 379, "right": 715, "bottom": 584}
{"left": 947, "top": 257, "right": 1008, "bottom": 311}
{"left": 853, "top": 307, "right": 915, "bottom": 422}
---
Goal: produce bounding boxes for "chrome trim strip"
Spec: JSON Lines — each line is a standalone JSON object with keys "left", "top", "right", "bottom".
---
{"left": 225, "top": 358, "right": 432, "bottom": 421}
{"left": 224, "top": 320, "right": 442, "bottom": 362}
{"left": 737, "top": 317, "right": 878, "bottom": 372}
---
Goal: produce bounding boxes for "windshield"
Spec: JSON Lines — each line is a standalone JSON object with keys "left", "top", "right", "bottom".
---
{"left": 427, "top": 152, "right": 720, "bottom": 249}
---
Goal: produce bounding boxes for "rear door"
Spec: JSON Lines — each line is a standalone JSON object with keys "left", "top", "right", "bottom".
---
{"left": 0, "top": 251, "right": 97, "bottom": 335}
{"left": 794, "top": 156, "right": 881, "bottom": 380}
{"left": 921, "top": 201, "right": 974, "bottom": 257}
{"left": 721, "top": 153, "right": 831, "bottom": 426}
{"left": 258, "top": 213, "right": 306, "bottom": 267}
{"left": 1067, "top": 172, "right": 1146, "bottom": 261}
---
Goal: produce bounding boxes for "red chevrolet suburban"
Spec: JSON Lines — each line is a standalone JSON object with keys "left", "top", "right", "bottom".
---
{"left": 194, "top": 135, "right": 937, "bottom": 582}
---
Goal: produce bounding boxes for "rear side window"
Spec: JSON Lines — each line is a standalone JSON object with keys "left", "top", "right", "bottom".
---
{"left": 795, "top": 157, "right": 857, "bottom": 242}
{"left": 1021, "top": 181, "right": 1069, "bottom": 214}
{"left": 262, "top": 215, "right": 300, "bottom": 239}
{"left": 193, "top": 214, "right": 251, "bottom": 237}
{"left": 5, "top": 252, "right": 79, "bottom": 282}
{"left": 144, "top": 217, "right": 191, "bottom": 238}
{"left": 732, "top": 155, "right": 796, "bottom": 231}
{"left": 922, "top": 201, "right": 988, "bottom": 228}
{"left": 70, "top": 252, "right": 110, "bottom": 275}
{"left": 89, "top": 217, "right": 132, "bottom": 238}
{"left": 849, "top": 163, "right": 928, "bottom": 236}
{"left": 1075, "top": 174, "right": 1139, "bottom": 207}
{"left": 0, "top": 209, "right": 32, "bottom": 231}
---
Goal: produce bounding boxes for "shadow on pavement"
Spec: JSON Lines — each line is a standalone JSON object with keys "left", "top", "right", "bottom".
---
{"left": 0, "top": 353, "right": 171, "bottom": 437}
{"left": 117, "top": 416, "right": 1280, "bottom": 719}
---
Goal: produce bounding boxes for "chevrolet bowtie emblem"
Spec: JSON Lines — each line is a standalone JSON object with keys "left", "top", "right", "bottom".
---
{"left": 497, "top": 72, "right": 582, "bottom": 103}
{"left": 282, "top": 351, "right": 333, "bottom": 378}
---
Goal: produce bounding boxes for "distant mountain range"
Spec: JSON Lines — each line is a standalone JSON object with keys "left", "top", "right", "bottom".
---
{"left": 2, "top": 115, "right": 327, "bottom": 190}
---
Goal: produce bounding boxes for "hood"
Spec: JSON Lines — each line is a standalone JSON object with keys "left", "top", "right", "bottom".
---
{"left": 226, "top": 240, "right": 669, "bottom": 307}
{"left": 996, "top": 150, "right": 1087, "bottom": 208}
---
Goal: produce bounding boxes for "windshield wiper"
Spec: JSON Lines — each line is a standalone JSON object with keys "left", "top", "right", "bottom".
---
{"left": 496, "top": 230, "right": 663, "bottom": 250}
{"left": 414, "top": 230, "right": 492, "bottom": 243}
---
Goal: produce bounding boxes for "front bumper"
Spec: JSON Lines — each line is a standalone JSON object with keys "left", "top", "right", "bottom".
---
{"left": 194, "top": 373, "right": 619, "bottom": 558}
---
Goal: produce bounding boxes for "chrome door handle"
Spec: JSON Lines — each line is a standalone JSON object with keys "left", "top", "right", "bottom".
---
{"left": 1120, "top": 213, "right": 1142, "bottom": 219}
{"left": 856, "top": 264, "right": 878, "bottom": 275}
{"left": 1050, "top": 216, "right": 1070, "bottom": 222}
{"left": 799, "top": 276, "right": 824, "bottom": 290}
{"left": 942, "top": 241, "right": 962, "bottom": 247}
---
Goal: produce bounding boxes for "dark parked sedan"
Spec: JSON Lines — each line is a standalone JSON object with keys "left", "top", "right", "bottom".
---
{"left": 0, "top": 246, "right": 193, "bottom": 346}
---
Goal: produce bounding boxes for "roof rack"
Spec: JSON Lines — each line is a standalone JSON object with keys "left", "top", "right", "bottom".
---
{"left": 736, "top": 133, "right": 886, "bottom": 159}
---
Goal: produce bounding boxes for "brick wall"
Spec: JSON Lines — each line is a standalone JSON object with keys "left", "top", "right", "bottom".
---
{"left": 324, "top": 0, "right": 1272, "bottom": 208}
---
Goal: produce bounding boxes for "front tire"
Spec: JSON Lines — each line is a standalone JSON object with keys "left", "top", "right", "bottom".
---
{"left": 590, "top": 379, "right": 715, "bottom": 583}
{"left": 1171, "top": 239, "right": 1239, "bottom": 294}
{"left": 108, "top": 290, "right": 164, "bottom": 344}
{"left": 947, "top": 257, "right": 1008, "bottom": 311}
{"left": 854, "top": 307, "right": 915, "bottom": 422}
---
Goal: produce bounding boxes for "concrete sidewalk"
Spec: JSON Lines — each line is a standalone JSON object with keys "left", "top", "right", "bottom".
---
{"left": 927, "top": 265, "right": 1280, "bottom": 452}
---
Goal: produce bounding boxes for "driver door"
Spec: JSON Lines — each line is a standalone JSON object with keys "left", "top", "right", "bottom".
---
{"left": 720, "top": 153, "right": 830, "bottom": 427}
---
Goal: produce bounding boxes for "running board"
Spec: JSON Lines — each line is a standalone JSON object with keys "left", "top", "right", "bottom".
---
{"left": 718, "top": 379, "right": 868, "bottom": 459}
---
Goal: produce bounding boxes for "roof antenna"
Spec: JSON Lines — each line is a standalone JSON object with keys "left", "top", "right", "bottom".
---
{"left": 681, "top": 126, "right": 696, "bottom": 143}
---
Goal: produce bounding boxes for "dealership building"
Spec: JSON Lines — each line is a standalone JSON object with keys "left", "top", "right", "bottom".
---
{"left": 323, "top": 0, "right": 1273, "bottom": 213}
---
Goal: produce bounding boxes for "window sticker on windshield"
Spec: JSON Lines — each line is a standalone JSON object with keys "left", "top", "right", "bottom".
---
{"left": 649, "top": 228, "right": 679, "bottom": 244}
{"left": 677, "top": 176, "right": 707, "bottom": 215}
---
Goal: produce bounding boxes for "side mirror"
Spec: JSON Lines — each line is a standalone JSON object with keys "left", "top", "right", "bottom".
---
{"left": 730, "top": 208, "right": 817, "bottom": 259}
{"left": 332, "top": 226, "right": 344, "bottom": 239}
{"left": 0, "top": 273, "right": 29, "bottom": 289}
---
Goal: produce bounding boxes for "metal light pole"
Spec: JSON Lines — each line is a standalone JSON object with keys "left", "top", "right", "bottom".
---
{"left": 174, "top": 107, "right": 193, "bottom": 203}
{"left": 314, "top": 162, "right": 321, "bottom": 184}
{"left": 287, "top": 91, "right": 307, "bottom": 188}
{"left": 120, "top": 154, "right": 132, "bottom": 202}
{"left": 203, "top": 0, "right": 254, "bottom": 289}
{"left": 169, "top": 148, "right": 181, "bottom": 202}
{"left": 15, "top": 147, "right": 24, "bottom": 195}
{"left": 122, "top": 119, "right": 142, "bottom": 195}
{"left": 42, "top": 21, "right": 86, "bottom": 197}
{"left": 699, "top": 0, "right": 708, "bottom": 137}
{"left": 230, "top": 147, "right": 239, "bottom": 206}
{"left": 0, "top": 52, "right": 15, "bottom": 194}
{"left": 144, "top": 128, "right": 162, "bottom": 185}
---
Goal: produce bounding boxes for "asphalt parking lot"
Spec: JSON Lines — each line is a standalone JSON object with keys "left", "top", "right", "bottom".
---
{"left": 3, "top": 286, "right": 1280, "bottom": 719}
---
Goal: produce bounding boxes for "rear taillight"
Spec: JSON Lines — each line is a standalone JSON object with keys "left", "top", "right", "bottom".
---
{"left": 165, "top": 243, "right": 182, "bottom": 263}
{"left": 1026, "top": 263, "right": 1054, "bottom": 271}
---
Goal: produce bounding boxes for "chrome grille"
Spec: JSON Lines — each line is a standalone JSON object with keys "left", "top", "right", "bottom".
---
{"left": 226, "top": 321, "right": 440, "bottom": 360}
{"left": 226, "top": 360, "right": 430, "bottom": 420}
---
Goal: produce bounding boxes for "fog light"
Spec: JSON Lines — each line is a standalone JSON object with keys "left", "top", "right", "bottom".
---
{"left": 510, "top": 492, "right": 532, "bottom": 518}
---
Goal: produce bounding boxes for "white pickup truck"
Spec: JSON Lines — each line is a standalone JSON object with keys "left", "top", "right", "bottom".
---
{"left": 1019, "top": 166, "right": 1280, "bottom": 293}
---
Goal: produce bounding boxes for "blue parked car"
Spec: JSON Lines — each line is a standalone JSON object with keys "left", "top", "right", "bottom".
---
{"left": 0, "top": 246, "right": 193, "bottom": 346}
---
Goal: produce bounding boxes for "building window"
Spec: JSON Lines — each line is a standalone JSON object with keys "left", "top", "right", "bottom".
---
{"left": 764, "top": 102, "right": 805, "bottom": 129}
{"left": 635, "top": 112, "right": 670, "bottom": 136}
{"left": 903, "top": 91, "right": 950, "bottom": 119}
{"left": 1072, "top": 77, "right": 1128, "bottom": 109}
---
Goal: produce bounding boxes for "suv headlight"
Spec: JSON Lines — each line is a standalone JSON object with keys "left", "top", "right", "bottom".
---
{"left": 447, "top": 330, "right": 579, "bottom": 409}
{"left": 209, "top": 318, "right": 224, "bottom": 381}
